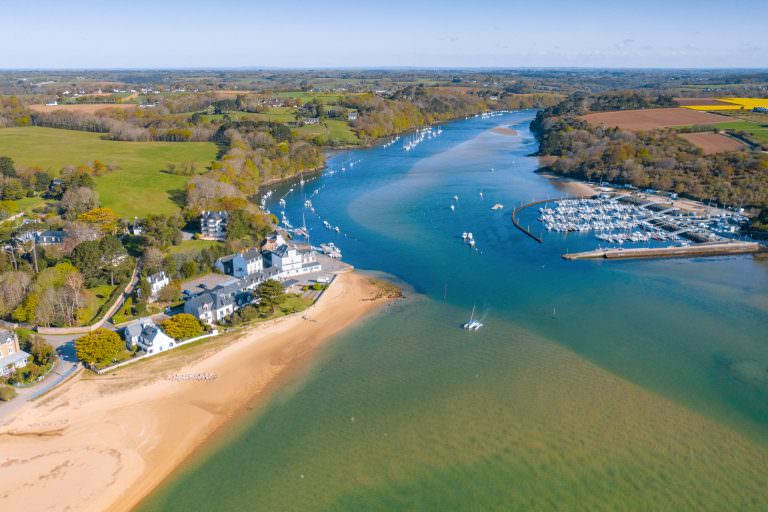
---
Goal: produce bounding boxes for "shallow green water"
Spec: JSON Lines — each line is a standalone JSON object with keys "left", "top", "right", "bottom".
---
{"left": 139, "top": 112, "right": 768, "bottom": 511}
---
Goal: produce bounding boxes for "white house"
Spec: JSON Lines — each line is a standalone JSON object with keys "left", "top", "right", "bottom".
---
{"left": 123, "top": 318, "right": 176, "bottom": 354}
{"left": 147, "top": 271, "right": 170, "bottom": 299}
{"left": 0, "top": 329, "right": 29, "bottom": 377}
{"left": 200, "top": 211, "right": 229, "bottom": 240}
{"left": 347, "top": 111, "right": 358, "bottom": 121}
{"left": 215, "top": 248, "right": 263, "bottom": 278}
{"left": 265, "top": 244, "right": 321, "bottom": 279}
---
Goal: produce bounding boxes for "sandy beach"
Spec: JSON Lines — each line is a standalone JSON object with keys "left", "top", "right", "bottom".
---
{"left": 536, "top": 170, "right": 598, "bottom": 197}
{"left": 0, "top": 272, "right": 392, "bottom": 512}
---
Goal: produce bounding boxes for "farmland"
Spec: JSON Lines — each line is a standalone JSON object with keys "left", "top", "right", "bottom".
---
{"left": 0, "top": 127, "right": 217, "bottom": 217}
{"left": 581, "top": 108, "right": 730, "bottom": 131}
{"left": 678, "top": 132, "right": 746, "bottom": 154}
{"left": 28, "top": 103, "right": 137, "bottom": 114}
{"left": 712, "top": 121, "right": 768, "bottom": 144}
{"left": 680, "top": 97, "right": 768, "bottom": 111}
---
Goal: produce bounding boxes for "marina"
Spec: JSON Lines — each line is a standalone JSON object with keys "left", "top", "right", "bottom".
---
{"left": 512, "top": 190, "right": 759, "bottom": 260}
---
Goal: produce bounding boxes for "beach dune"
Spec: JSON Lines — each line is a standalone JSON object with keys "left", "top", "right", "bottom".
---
{"left": 0, "top": 272, "right": 390, "bottom": 512}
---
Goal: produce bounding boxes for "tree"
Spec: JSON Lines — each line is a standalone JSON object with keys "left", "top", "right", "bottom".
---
{"left": 143, "top": 246, "right": 164, "bottom": 274}
{"left": 0, "top": 271, "right": 32, "bottom": 317}
{"left": 180, "top": 260, "right": 197, "bottom": 279}
{"left": 157, "top": 280, "right": 181, "bottom": 303}
{"left": 74, "top": 328, "right": 123, "bottom": 366}
{"left": 161, "top": 313, "right": 203, "bottom": 340}
{"left": 77, "top": 207, "right": 118, "bottom": 234}
{"left": 0, "top": 156, "right": 15, "bottom": 177}
{"left": 61, "top": 186, "right": 99, "bottom": 219}
{"left": 257, "top": 279, "right": 285, "bottom": 315}
{"left": 19, "top": 333, "right": 55, "bottom": 367}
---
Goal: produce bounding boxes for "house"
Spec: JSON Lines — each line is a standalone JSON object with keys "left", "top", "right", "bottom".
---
{"left": 264, "top": 244, "right": 321, "bottom": 279}
{"left": 200, "top": 210, "right": 229, "bottom": 240}
{"left": 147, "top": 271, "right": 170, "bottom": 299}
{"left": 215, "top": 248, "right": 263, "bottom": 278}
{"left": 15, "top": 230, "right": 40, "bottom": 244}
{"left": 123, "top": 318, "right": 176, "bottom": 354}
{"left": 184, "top": 290, "right": 235, "bottom": 325}
{"left": 128, "top": 217, "right": 143, "bottom": 236}
{"left": 260, "top": 231, "right": 287, "bottom": 253}
{"left": 347, "top": 111, "right": 358, "bottom": 121}
{"left": 0, "top": 329, "right": 30, "bottom": 377}
{"left": 37, "top": 230, "right": 66, "bottom": 246}
{"left": 303, "top": 117, "right": 320, "bottom": 125}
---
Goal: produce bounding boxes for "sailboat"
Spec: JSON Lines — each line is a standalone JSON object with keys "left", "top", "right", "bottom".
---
{"left": 463, "top": 305, "right": 484, "bottom": 331}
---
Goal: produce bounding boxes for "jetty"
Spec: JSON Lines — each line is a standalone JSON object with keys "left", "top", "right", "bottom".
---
{"left": 513, "top": 198, "right": 572, "bottom": 243}
{"left": 563, "top": 241, "right": 762, "bottom": 261}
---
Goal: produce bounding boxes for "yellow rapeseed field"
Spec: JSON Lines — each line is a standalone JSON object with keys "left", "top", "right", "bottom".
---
{"left": 683, "top": 97, "right": 768, "bottom": 110}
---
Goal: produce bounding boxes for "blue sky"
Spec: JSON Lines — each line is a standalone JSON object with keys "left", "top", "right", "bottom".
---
{"left": 1, "top": 0, "right": 766, "bottom": 69}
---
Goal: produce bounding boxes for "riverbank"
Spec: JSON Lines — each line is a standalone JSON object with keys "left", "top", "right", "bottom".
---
{"left": 0, "top": 271, "right": 393, "bottom": 512}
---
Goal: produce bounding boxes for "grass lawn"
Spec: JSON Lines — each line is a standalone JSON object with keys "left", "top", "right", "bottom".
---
{"left": 78, "top": 284, "right": 117, "bottom": 325}
{"left": 168, "top": 239, "right": 222, "bottom": 255}
{"left": 296, "top": 119, "right": 359, "bottom": 145}
{"left": 0, "top": 127, "right": 218, "bottom": 218}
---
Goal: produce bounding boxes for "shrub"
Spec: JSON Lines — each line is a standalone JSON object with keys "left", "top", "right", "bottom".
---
{"left": 75, "top": 328, "right": 123, "bottom": 366}
{"left": 0, "top": 385, "right": 17, "bottom": 401}
{"left": 162, "top": 313, "right": 203, "bottom": 340}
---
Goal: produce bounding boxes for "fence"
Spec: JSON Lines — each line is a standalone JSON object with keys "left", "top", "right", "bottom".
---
{"left": 94, "top": 330, "right": 219, "bottom": 374}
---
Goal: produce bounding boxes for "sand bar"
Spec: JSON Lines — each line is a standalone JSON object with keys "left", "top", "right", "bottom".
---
{"left": 0, "top": 272, "right": 391, "bottom": 512}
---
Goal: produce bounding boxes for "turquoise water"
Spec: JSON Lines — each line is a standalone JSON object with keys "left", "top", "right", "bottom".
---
{"left": 139, "top": 112, "right": 768, "bottom": 511}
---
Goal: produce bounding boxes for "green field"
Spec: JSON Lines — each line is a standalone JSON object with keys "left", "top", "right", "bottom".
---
{"left": 295, "top": 119, "right": 359, "bottom": 145}
{"left": 0, "top": 127, "right": 218, "bottom": 217}
{"left": 713, "top": 121, "right": 768, "bottom": 143}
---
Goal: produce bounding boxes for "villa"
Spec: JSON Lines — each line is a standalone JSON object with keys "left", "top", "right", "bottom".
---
{"left": 215, "top": 248, "right": 263, "bottom": 278}
{"left": 123, "top": 318, "right": 176, "bottom": 355}
{"left": 147, "top": 271, "right": 170, "bottom": 300}
{"left": 264, "top": 244, "right": 321, "bottom": 279}
{"left": 199, "top": 211, "right": 229, "bottom": 240}
{"left": 0, "top": 329, "right": 30, "bottom": 377}
{"left": 184, "top": 289, "right": 236, "bottom": 325}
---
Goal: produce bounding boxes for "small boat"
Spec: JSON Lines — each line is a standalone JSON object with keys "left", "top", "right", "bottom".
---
{"left": 468, "top": 239, "right": 476, "bottom": 248}
{"left": 491, "top": 203, "right": 504, "bottom": 211}
{"left": 453, "top": 195, "right": 459, "bottom": 201}
{"left": 479, "top": 192, "right": 484, "bottom": 198}
{"left": 450, "top": 204, "right": 455, "bottom": 211}
{"left": 461, "top": 232, "right": 468, "bottom": 240}
{"left": 334, "top": 226, "right": 340, "bottom": 233}
{"left": 463, "top": 306, "right": 483, "bottom": 331}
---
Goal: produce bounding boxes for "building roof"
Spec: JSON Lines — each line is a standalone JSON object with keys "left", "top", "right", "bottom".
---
{"left": 185, "top": 289, "right": 234, "bottom": 315}
{"left": 0, "top": 329, "right": 15, "bottom": 344}
{"left": 124, "top": 317, "right": 155, "bottom": 339}
{"left": 148, "top": 271, "right": 168, "bottom": 285}
{"left": 0, "top": 351, "right": 30, "bottom": 367}
{"left": 271, "top": 244, "right": 291, "bottom": 257}
{"left": 201, "top": 210, "right": 229, "bottom": 221}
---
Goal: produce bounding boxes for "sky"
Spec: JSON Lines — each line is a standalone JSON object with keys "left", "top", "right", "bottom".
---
{"left": 1, "top": 0, "right": 767, "bottom": 69}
